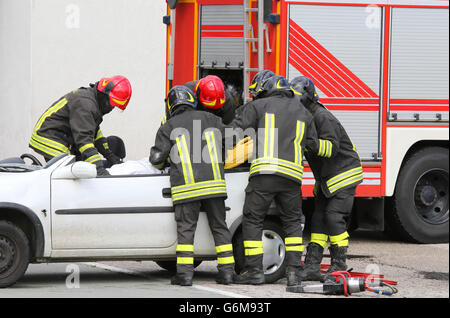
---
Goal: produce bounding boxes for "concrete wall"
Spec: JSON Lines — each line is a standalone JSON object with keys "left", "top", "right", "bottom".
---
{"left": 0, "top": 0, "right": 167, "bottom": 161}
{"left": 0, "top": 0, "right": 33, "bottom": 159}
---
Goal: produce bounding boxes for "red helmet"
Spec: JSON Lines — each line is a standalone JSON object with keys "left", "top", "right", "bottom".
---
{"left": 194, "top": 75, "right": 226, "bottom": 110}
{"left": 97, "top": 75, "right": 132, "bottom": 110}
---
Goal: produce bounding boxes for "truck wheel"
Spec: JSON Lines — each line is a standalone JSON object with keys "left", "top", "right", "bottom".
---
{"left": 0, "top": 221, "right": 30, "bottom": 288}
{"left": 233, "top": 219, "right": 286, "bottom": 284}
{"left": 389, "top": 147, "right": 449, "bottom": 243}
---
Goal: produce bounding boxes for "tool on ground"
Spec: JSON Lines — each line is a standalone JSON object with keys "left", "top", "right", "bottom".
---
{"left": 287, "top": 269, "right": 398, "bottom": 296}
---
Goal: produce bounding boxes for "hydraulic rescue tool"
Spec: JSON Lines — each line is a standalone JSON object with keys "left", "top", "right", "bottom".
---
{"left": 287, "top": 270, "right": 398, "bottom": 296}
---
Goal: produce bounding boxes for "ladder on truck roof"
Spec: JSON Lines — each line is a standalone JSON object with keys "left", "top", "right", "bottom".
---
{"left": 243, "top": 0, "right": 266, "bottom": 103}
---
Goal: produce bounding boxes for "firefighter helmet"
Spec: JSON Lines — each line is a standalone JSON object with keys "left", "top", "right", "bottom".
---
{"left": 194, "top": 75, "right": 226, "bottom": 110}
{"left": 290, "top": 76, "right": 319, "bottom": 106}
{"left": 249, "top": 70, "right": 275, "bottom": 98}
{"left": 97, "top": 75, "right": 132, "bottom": 110}
{"left": 258, "top": 75, "right": 291, "bottom": 98}
{"left": 167, "top": 85, "right": 197, "bottom": 116}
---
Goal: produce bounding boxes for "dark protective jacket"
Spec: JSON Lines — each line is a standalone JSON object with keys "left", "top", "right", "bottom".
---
{"left": 150, "top": 106, "right": 230, "bottom": 205}
{"left": 162, "top": 81, "right": 236, "bottom": 125}
{"left": 230, "top": 91, "right": 320, "bottom": 185}
{"left": 304, "top": 101, "right": 363, "bottom": 198}
{"left": 29, "top": 86, "right": 113, "bottom": 165}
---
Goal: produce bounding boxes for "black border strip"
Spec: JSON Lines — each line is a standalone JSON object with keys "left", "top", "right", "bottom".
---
{"left": 55, "top": 206, "right": 175, "bottom": 215}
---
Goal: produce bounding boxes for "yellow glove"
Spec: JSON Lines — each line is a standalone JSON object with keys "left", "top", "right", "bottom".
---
{"left": 225, "top": 137, "right": 254, "bottom": 169}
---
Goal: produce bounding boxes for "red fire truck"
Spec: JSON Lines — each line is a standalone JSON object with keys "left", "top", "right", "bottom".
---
{"left": 163, "top": 0, "right": 449, "bottom": 243}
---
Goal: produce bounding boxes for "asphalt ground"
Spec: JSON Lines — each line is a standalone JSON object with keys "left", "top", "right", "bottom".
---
{"left": 0, "top": 231, "right": 448, "bottom": 302}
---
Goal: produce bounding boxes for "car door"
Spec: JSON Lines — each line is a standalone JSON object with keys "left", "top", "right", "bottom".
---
{"left": 51, "top": 171, "right": 178, "bottom": 250}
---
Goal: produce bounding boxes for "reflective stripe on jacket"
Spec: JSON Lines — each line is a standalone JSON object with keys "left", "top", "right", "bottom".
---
{"left": 150, "top": 107, "right": 230, "bottom": 204}
{"left": 231, "top": 91, "right": 319, "bottom": 184}
{"left": 305, "top": 102, "right": 363, "bottom": 198}
{"left": 29, "top": 87, "right": 110, "bottom": 164}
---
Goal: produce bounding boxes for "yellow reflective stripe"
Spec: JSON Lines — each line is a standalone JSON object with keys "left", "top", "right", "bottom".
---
{"left": 217, "top": 256, "right": 235, "bottom": 265}
{"left": 264, "top": 114, "right": 269, "bottom": 157}
{"left": 285, "top": 245, "right": 305, "bottom": 252}
{"left": 310, "top": 233, "right": 328, "bottom": 248}
{"left": 177, "top": 257, "right": 194, "bottom": 265}
{"left": 205, "top": 132, "right": 218, "bottom": 180}
{"left": 85, "top": 154, "right": 102, "bottom": 163}
{"left": 249, "top": 166, "right": 303, "bottom": 182}
{"left": 202, "top": 99, "right": 217, "bottom": 107}
{"left": 251, "top": 157, "right": 304, "bottom": 174}
{"left": 328, "top": 174, "right": 363, "bottom": 194}
{"left": 33, "top": 98, "right": 68, "bottom": 132}
{"left": 311, "top": 233, "right": 328, "bottom": 242}
{"left": 294, "top": 121, "right": 305, "bottom": 165}
{"left": 270, "top": 114, "right": 275, "bottom": 158}
{"left": 329, "top": 232, "right": 349, "bottom": 243}
{"left": 216, "top": 244, "right": 233, "bottom": 253}
{"left": 290, "top": 86, "right": 303, "bottom": 96}
{"left": 95, "top": 130, "right": 104, "bottom": 141}
{"left": 205, "top": 131, "right": 221, "bottom": 181}
{"left": 327, "top": 141, "right": 332, "bottom": 157}
{"left": 327, "top": 167, "right": 363, "bottom": 187}
{"left": 31, "top": 133, "right": 70, "bottom": 154}
{"left": 172, "top": 180, "right": 226, "bottom": 193}
{"left": 172, "top": 187, "right": 227, "bottom": 202}
{"left": 285, "top": 237, "right": 303, "bottom": 245}
{"left": 245, "top": 248, "right": 264, "bottom": 256}
{"left": 176, "top": 135, "right": 195, "bottom": 184}
{"left": 318, "top": 139, "right": 333, "bottom": 158}
{"left": 29, "top": 139, "right": 63, "bottom": 157}
{"left": 176, "top": 244, "right": 194, "bottom": 252}
{"left": 79, "top": 143, "right": 95, "bottom": 153}
{"left": 176, "top": 137, "right": 188, "bottom": 184}
{"left": 243, "top": 241, "right": 263, "bottom": 248}
{"left": 264, "top": 113, "right": 275, "bottom": 158}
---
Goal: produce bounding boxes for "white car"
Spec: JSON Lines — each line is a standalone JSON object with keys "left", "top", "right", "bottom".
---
{"left": 0, "top": 153, "right": 297, "bottom": 287}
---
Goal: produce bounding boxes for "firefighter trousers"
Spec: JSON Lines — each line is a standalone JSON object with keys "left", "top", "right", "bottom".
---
{"left": 174, "top": 198, "right": 235, "bottom": 275}
{"left": 310, "top": 186, "right": 357, "bottom": 248}
{"left": 242, "top": 175, "right": 304, "bottom": 271}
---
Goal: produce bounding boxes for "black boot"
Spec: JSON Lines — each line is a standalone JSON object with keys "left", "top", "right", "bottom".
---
{"left": 171, "top": 272, "right": 193, "bottom": 286}
{"left": 216, "top": 270, "right": 234, "bottom": 285}
{"left": 299, "top": 243, "right": 324, "bottom": 282}
{"left": 286, "top": 266, "right": 302, "bottom": 286}
{"left": 233, "top": 268, "right": 265, "bottom": 285}
{"left": 325, "top": 245, "right": 348, "bottom": 280}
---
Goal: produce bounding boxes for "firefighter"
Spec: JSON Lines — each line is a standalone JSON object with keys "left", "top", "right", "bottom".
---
{"left": 290, "top": 76, "right": 363, "bottom": 281}
{"left": 248, "top": 69, "right": 275, "bottom": 99}
{"left": 230, "top": 75, "right": 320, "bottom": 286}
{"left": 150, "top": 85, "right": 235, "bottom": 286}
{"left": 29, "top": 75, "right": 132, "bottom": 175}
{"left": 162, "top": 75, "right": 236, "bottom": 125}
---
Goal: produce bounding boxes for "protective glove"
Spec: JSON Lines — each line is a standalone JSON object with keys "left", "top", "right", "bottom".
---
{"left": 96, "top": 166, "right": 110, "bottom": 176}
{"left": 94, "top": 161, "right": 110, "bottom": 176}
{"left": 105, "top": 152, "right": 123, "bottom": 167}
{"left": 225, "top": 137, "right": 254, "bottom": 169}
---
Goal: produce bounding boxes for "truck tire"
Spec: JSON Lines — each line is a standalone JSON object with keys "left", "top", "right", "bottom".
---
{"left": 0, "top": 220, "right": 30, "bottom": 288}
{"left": 233, "top": 219, "right": 286, "bottom": 284}
{"left": 388, "top": 147, "right": 449, "bottom": 243}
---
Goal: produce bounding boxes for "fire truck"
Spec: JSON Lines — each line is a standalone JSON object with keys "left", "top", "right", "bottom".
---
{"left": 163, "top": 0, "right": 449, "bottom": 243}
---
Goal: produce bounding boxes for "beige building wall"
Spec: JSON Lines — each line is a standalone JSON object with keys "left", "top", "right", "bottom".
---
{"left": 0, "top": 0, "right": 167, "bottom": 161}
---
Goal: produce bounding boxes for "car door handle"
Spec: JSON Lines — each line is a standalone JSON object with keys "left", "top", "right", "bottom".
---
{"left": 162, "top": 188, "right": 172, "bottom": 198}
